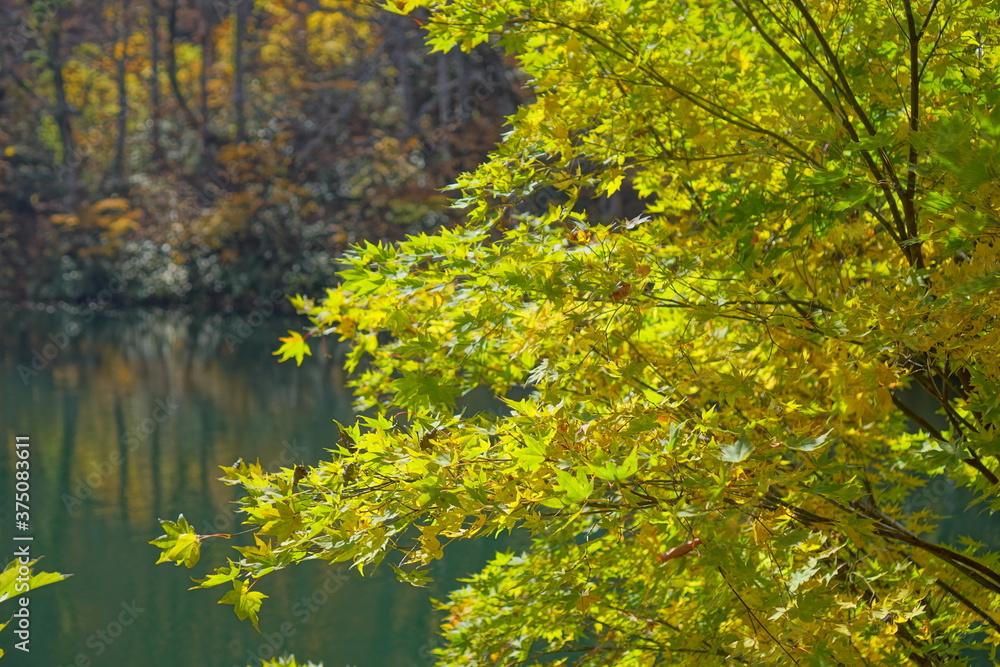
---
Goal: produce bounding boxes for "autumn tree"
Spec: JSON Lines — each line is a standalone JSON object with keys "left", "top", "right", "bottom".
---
{"left": 0, "top": 0, "right": 520, "bottom": 306}
{"left": 154, "top": 0, "right": 1000, "bottom": 664}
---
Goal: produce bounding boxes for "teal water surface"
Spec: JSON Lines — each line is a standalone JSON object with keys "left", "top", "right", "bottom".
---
{"left": 3, "top": 307, "right": 999, "bottom": 666}
{"left": 0, "top": 307, "right": 503, "bottom": 667}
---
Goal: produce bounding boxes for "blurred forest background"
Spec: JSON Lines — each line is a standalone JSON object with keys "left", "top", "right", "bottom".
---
{"left": 0, "top": 0, "right": 529, "bottom": 310}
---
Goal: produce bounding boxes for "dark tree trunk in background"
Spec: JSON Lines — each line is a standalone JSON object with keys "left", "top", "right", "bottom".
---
{"left": 112, "top": 0, "right": 131, "bottom": 191}
{"left": 198, "top": 23, "right": 211, "bottom": 150}
{"left": 166, "top": 0, "right": 199, "bottom": 130}
{"left": 47, "top": 10, "right": 78, "bottom": 206}
{"left": 149, "top": 0, "right": 164, "bottom": 165}
{"left": 437, "top": 49, "right": 450, "bottom": 127}
{"left": 233, "top": 0, "right": 247, "bottom": 142}
{"left": 456, "top": 50, "right": 470, "bottom": 124}
{"left": 474, "top": 43, "right": 520, "bottom": 118}
{"left": 387, "top": 15, "right": 414, "bottom": 126}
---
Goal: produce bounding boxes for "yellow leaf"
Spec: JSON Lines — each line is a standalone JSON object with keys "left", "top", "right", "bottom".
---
{"left": 272, "top": 331, "right": 312, "bottom": 366}
{"left": 753, "top": 519, "right": 768, "bottom": 546}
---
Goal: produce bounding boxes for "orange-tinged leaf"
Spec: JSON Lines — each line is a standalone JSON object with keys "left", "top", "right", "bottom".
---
{"left": 657, "top": 538, "right": 702, "bottom": 563}
{"left": 273, "top": 331, "right": 312, "bottom": 366}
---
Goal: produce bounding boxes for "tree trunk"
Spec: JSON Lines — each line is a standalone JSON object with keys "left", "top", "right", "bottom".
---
{"left": 438, "top": 49, "right": 450, "bottom": 127}
{"left": 46, "top": 10, "right": 77, "bottom": 206}
{"left": 474, "top": 43, "right": 520, "bottom": 118}
{"left": 233, "top": 0, "right": 247, "bottom": 142}
{"left": 166, "top": 0, "right": 199, "bottom": 130}
{"left": 456, "top": 50, "right": 469, "bottom": 125}
{"left": 149, "top": 0, "right": 164, "bottom": 165}
{"left": 387, "top": 15, "right": 414, "bottom": 126}
{"left": 112, "top": 0, "right": 131, "bottom": 191}
{"left": 198, "top": 20, "right": 212, "bottom": 153}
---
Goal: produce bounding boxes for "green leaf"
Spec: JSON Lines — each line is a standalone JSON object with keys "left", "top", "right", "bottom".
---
{"left": 718, "top": 437, "right": 754, "bottom": 463}
{"left": 0, "top": 559, "right": 71, "bottom": 604}
{"left": 219, "top": 579, "right": 268, "bottom": 631}
{"left": 389, "top": 564, "right": 433, "bottom": 586}
{"left": 553, "top": 468, "right": 594, "bottom": 503}
{"left": 788, "top": 429, "right": 833, "bottom": 452}
{"left": 190, "top": 560, "right": 242, "bottom": 589}
{"left": 150, "top": 514, "right": 202, "bottom": 568}
{"left": 0, "top": 559, "right": 69, "bottom": 661}
{"left": 588, "top": 448, "right": 639, "bottom": 482}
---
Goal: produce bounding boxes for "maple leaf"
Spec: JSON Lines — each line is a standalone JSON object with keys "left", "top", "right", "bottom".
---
{"left": 150, "top": 514, "right": 202, "bottom": 568}
{"left": 272, "top": 330, "right": 312, "bottom": 366}
{"left": 218, "top": 579, "right": 268, "bottom": 631}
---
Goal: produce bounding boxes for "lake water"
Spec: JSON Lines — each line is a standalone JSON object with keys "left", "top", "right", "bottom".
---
{"left": 2, "top": 306, "right": 998, "bottom": 666}
{"left": 0, "top": 307, "right": 505, "bottom": 667}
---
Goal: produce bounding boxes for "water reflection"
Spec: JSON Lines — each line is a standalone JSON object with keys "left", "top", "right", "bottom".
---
{"left": 0, "top": 307, "right": 500, "bottom": 666}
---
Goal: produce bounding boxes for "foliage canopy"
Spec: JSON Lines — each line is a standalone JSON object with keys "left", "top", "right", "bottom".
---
{"left": 155, "top": 0, "right": 1000, "bottom": 663}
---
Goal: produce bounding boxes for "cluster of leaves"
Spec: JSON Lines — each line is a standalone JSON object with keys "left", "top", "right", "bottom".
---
{"left": 254, "top": 656, "right": 322, "bottom": 667}
{"left": 154, "top": 0, "right": 1000, "bottom": 664}
{"left": 0, "top": 559, "right": 69, "bottom": 660}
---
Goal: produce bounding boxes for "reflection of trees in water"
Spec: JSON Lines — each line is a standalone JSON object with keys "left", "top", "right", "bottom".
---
{"left": 0, "top": 309, "right": 551, "bottom": 665}
{"left": 0, "top": 307, "right": 351, "bottom": 528}
{"left": 0, "top": 308, "right": 374, "bottom": 665}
